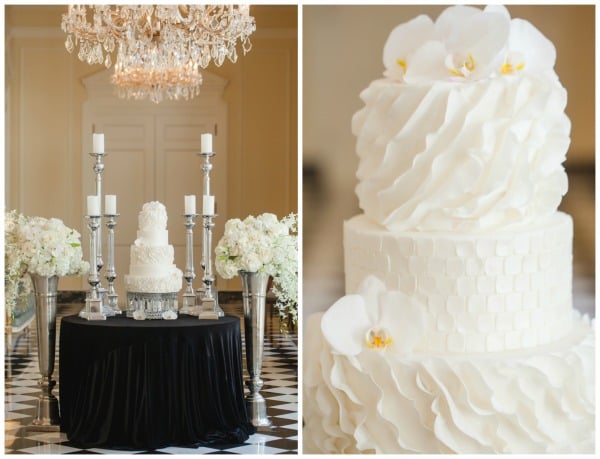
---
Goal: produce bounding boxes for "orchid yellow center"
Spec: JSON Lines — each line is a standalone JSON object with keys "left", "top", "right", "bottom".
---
{"left": 501, "top": 60, "right": 525, "bottom": 75}
{"left": 366, "top": 327, "right": 392, "bottom": 350}
{"left": 396, "top": 58, "right": 407, "bottom": 74}
{"left": 448, "top": 53, "right": 476, "bottom": 78}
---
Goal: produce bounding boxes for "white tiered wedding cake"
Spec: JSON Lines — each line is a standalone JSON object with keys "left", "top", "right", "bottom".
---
{"left": 125, "top": 201, "right": 182, "bottom": 319}
{"left": 304, "top": 5, "right": 594, "bottom": 453}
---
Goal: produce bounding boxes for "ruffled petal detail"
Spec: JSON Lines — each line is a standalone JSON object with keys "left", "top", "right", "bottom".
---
{"left": 304, "top": 314, "right": 595, "bottom": 453}
{"left": 353, "top": 76, "right": 570, "bottom": 232}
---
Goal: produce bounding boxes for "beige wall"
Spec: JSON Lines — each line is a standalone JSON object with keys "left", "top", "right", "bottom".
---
{"left": 6, "top": 5, "right": 298, "bottom": 292}
{"left": 303, "top": 5, "right": 595, "bottom": 192}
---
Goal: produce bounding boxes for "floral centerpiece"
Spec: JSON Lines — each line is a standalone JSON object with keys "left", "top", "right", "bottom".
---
{"left": 5, "top": 210, "right": 89, "bottom": 321}
{"left": 215, "top": 213, "right": 298, "bottom": 323}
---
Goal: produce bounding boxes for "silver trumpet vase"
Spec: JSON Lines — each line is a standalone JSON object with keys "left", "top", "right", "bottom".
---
{"left": 240, "top": 270, "right": 272, "bottom": 427}
{"left": 28, "top": 273, "right": 61, "bottom": 431}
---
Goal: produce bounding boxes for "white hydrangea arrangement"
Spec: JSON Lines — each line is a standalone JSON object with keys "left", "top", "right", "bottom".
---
{"left": 5, "top": 210, "right": 89, "bottom": 319}
{"left": 215, "top": 213, "right": 298, "bottom": 323}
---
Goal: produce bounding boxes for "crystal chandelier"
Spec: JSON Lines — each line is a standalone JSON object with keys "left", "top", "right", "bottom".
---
{"left": 61, "top": 5, "right": 256, "bottom": 103}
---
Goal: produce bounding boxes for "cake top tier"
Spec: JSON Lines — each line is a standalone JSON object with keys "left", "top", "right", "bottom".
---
{"left": 137, "top": 201, "right": 168, "bottom": 231}
{"left": 353, "top": 5, "right": 571, "bottom": 233}
{"left": 383, "top": 5, "right": 557, "bottom": 84}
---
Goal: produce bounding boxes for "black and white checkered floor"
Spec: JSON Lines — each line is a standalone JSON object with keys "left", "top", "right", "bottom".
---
{"left": 5, "top": 302, "right": 298, "bottom": 454}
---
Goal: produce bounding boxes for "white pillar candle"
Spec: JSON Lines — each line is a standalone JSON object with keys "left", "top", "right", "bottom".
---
{"left": 184, "top": 195, "right": 196, "bottom": 215}
{"left": 105, "top": 195, "right": 117, "bottom": 215}
{"left": 201, "top": 133, "right": 212, "bottom": 153}
{"left": 203, "top": 195, "right": 215, "bottom": 215}
{"left": 87, "top": 195, "right": 100, "bottom": 216}
{"left": 93, "top": 133, "right": 104, "bottom": 153}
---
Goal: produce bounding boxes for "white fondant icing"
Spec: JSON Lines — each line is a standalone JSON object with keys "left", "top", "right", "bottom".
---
{"left": 352, "top": 76, "right": 570, "bottom": 232}
{"left": 304, "top": 312, "right": 595, "bottom": 453}
{"left": 344, "top": 213, "right": 573, "bottom": 353}
{"left": 135, "top": 229, "right": 168, "bottom": 246}
{"left": 129, "top": 245, "right": 174, "bottom": 268}
{"left": 125, "top": 201, "right": 182, "bottom": 294}
{"left": 138, "top": 201, "right": 168, "bottom": 230}
{"left": 127, "top": 264, "right": 176, "bottom": 277}
{"left": 124, "top": 270, "right": 182, "bottom": 293}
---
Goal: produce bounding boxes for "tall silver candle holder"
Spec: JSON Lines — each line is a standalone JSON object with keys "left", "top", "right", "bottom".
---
{"left": 79, "top": 215, "right": 106, "bottom": 321}
{"left": 198, "top": 149, "right": 224, "bottom": 318}
{"left": 181, "top": 213, "right": 199, "bottom": 315}
{"left": 198, "top": 212, "right": 219, "bottom": 319}
{"left": 89, "top": 150, "right": 111, "bottom": 314}
{"left": 104, "top": 213, "right": 121, "bottom": 315}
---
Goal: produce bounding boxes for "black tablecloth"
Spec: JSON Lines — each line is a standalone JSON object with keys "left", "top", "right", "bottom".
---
{"left": 59, "top": 314, "right": 254, "bottom": 449}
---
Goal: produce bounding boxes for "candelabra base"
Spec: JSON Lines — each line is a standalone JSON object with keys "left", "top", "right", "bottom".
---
{"left": 181, "top": 305, "right": 201, "bottom": 316}
{"left": 79, "top": 297, "right": 107, "bottom": 321}
{"left": 107, "top": 294, "right": 122, "bottom": 315}
{"left": 198, "top": 296, "right": 219, "bottom": 320}
{"left": 180, "top": 293, "right": 198, "bottom": 315}
{"left": 102, "top": 307, "right": 119, "bottom": 317}
{"left": 196, "top": 286, "right": 224, "bottom": 317}
{"left": 79, "top": 311, "right": 107, "bottom": 321}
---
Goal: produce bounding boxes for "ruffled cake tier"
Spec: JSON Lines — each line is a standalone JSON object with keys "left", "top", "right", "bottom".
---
{"left": 303, "top": 312, "right": 595, "bottom": 453}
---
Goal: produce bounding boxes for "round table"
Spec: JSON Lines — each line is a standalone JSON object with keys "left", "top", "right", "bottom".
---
{"left": 59, "top": 314, "right": 254, "bottom": 450}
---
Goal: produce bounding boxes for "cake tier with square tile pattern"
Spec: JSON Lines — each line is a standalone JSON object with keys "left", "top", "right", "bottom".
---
{"left": 344, "top": 212, "right": 572, "bottom": 353}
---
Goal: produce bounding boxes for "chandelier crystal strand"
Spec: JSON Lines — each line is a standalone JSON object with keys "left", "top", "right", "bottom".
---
{"left": 61, "top": 5, "right": 256, "bottom": 103}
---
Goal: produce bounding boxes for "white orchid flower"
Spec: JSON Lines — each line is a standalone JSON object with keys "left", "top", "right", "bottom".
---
{"left": 437, "top": 6, "right": 510, "bottom": 81}
{"left": 383, "top": 15, "right": 435, "bottom": 81}
{"left": 382, "top": 5, "right": 561, "bottom": 83}
{"left": 321, "top": 275, "right": 424, "bottom": 356}
{"left": 503, "top": 18, "right": 556, "bottom": 77}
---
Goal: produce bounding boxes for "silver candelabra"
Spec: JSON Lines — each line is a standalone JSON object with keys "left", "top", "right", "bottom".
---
{"left": 89, "top": 151, "right": 105, "bottom": 274}
{"left": 79, "top": 215, "right": 106, "bottom": 320}
{"left": 104, "top": 213, "right": 121, "bottom": 314}
{"left": 198, "top": 212, "right": 218, "bottom": 319}
{"left": 89, "top": 149, "right": 115, "bottom": 316}
{"left": 198, "top": 149, "right": 223, "bottom": 319}
{"left": 181, "top": 213, "right": 199, "bottom": 315}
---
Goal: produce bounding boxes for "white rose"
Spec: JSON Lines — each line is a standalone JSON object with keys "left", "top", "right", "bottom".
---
{"left": 241, "top": 253, "right": 262, "bottom": 272}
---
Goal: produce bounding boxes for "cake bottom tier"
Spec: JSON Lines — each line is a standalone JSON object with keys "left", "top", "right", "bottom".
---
{"left": 303, "top": 312, "right": 595, "bottom": 454}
